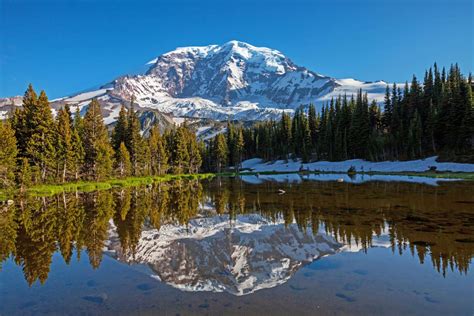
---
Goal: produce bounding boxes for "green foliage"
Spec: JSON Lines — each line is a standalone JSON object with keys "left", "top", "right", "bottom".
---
{"left": 204, "top": 63, "right": 473, "bottom": 166}
{"left": 148, "top": 125, "right": 168, "bottom": 175}
{"left": 82, "top": 99, "right": 114, "bottom": 180}
{"left": 115, "top": 142, "right": 132, "bottom": 178}
{"left": 4, "top": 63, "right": 473, "bottom": 190}
{"left": 16, "top": 158, "right": 32, "bottom": 191}
{"left": 111, "top": 105, "right": 128, "bottom": 152}
{"left": 0, "top": 121, "right": 18, "bottom": 189}
{"left": 125, "top": 100, "right": 142, "bottom": 175}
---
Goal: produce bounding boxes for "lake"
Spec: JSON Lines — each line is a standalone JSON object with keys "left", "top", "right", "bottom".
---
{"left": 1, "top": 176, "right": 473, "bottom": 315}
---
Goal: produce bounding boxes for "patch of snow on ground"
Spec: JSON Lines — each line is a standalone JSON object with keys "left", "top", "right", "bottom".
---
{"left": 242, "top": 156, "right": 474, "bottom": 173}
{"left": 64, "top": 88, "right": 110, "bottom": 103}
{"left": 172, "top": 117, "right": 187, "bottom": 126}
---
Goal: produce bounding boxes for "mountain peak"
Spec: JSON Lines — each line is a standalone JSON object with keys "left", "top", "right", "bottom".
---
{"left": 5, "top": 41, "right": 394, "bottom": 123}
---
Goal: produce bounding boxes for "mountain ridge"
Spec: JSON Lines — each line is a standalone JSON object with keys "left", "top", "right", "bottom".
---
{"left": 0, "top": 40, "right": 395, "bottom": 123}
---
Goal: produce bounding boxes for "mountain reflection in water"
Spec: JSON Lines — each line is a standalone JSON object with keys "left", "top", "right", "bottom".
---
{"left": 0, "top": 177, "right": 473, "bottom": 292}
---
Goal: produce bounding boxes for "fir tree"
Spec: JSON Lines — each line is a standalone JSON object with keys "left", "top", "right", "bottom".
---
{"left": 17, "top": 157, "right": 31, "bottom": 192}
{"left": 214, "top": 133, "right": 228, "bottom": 172}
{"left": 82, "top": 99, "right": 113, "bottom": 180}
{"left": 55, "top": 108, "right": 75, "bottom": 182}
{"left": 234, "top": 128, "right": 244, "bottom": 171}
{"left": 115, "top": 142, "right": 131, "bottom": 178}
{"left": 112, "top": 105, "right": 128, "bottom": 152}
{"left": 280, "top": 112, "right": 293, "bottom": 159}
{"left": 169, "top": 126, "right": 190, "bottom": 174}
{"left": 126, "top": 100, "right": 142, "bottom": 176}
{"left": 148, "top": 125, "right": 168, "bottom": 175}
{"left": 0, "top": 121, "right": 18, "bottom": 189}
{"left": 308, "top": 105, "right": 318, "bottom": 157}
{"left": 186, "top": 127, "right": 202, "bottom": 174}
{"left": 25, "top": 90, "right": 56, "bottom": 182}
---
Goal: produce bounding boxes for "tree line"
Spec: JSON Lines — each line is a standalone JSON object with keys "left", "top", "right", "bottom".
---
{"left": 1, "top": 63, "right": 472, "bottom": 186}
{"left": 203, "top": 63, "right": 473, "bottom": 171}
{"left": 0, "top": 85, "right": 203, "bottom": 190}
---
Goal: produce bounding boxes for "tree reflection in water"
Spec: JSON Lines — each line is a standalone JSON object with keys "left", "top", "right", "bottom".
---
{"left": 0, "top": 178, "right": 473, "bottom": 286}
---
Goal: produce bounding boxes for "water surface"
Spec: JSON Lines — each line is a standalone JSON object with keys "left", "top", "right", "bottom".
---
{"left": 1, "top": 177, "right": 473, "bottom": 315}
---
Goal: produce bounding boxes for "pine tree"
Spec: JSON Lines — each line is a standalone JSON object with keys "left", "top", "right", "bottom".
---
{"left": 234, "top": 128, "right": 244, "bottom": 171}
{"left": 25, "top": 90, "right": 56, "bottom": 182}
{"left": 148, "top": 125, "right": 168, "bottom": 175}
{"left": 186, "top": 127, "right": 202, "bottom": 174}
{"left": 458, "top": 74, "right": 474, "bottom": 153}
{"left": 214, "top": 133, "right": 228, "bottom": 172}
{"left": 383, "top": 85, "right": 392, "bottom": 131}
{"left": 126, "top": 100, "right": 142, "bottom": 176}
{"left": 170, "top": 126, "right": 190, "bottom": 174}
{"left": 55, "top": 108, "right": 75, "bottom": 182}
{"left": 0, "top": 121, "right": 18, "bottom": 189}
{"left": 226, "top": 122, "right": 236, "bottom": 167}
{"left": 115, "top": 142, "right": 131, "bottom": 178}
{"left": 82, "top": 99, "right": 113, "bottom": 180}
{"left": 11, "top": 84, "right": 37, "bottom": 156}
{"left": 308, "top": 105, "right": 318, "bottom": 157}
{"left": 280, "top": 112, "right": 292, "bottom": 159}
{"left": 112, "top": 105, "right": 128, "bottom": 152}
{"left": 17, "top": 157, "right": 31, "bottom": 191}
{"left": 349, "top": 90, "right": 370, "bottom": 159}
{"left": 69, "top": 106, "right": 85, "bottom": 180}
{"left": 408, "top": 110, "right": 423, "bottom": 159}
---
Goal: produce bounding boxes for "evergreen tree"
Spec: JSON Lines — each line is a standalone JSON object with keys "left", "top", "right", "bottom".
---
{"left": 308, "top": 105, "right": 318, "bottom": 157}
{"left": 17, "top": 158, "right": 32, "bottom": 192}
{"left": 349, "top": 90, "right": 370, "bottom": 159}
{"left": 115, "top": 142, "right": 131, "bottom": 178}
{"left": 234, "top": 128, "right": 244, "bottom": 171}
{"left": 383, "top": 85, "right": 392, "bottom": 131}
{"left": 148, "top": 125, "right": 168, "bottom": 175}
{"left": 0, "top": 121, "right": 18, "bottom": 189}
{"left": 168, "top": 126, "right": 190, "bottom": 174}
{"left": 126, "top": 100, "right": 142, "bottom": 176}
{"left": 408, "top": 110, "right": 423, "bottom": 159}
{"left": 112, "top": 105, "right": 128, "bottom": 152}
{"left": 214, "top": 133, "right": 228, "bottom": 172}
{"left": 279, "top": 112, "right": 293, "bottom": 159}
{"left": 55, "top": 108, "right": 75, "bottom": 182}
{"left": 186, "top": 126, "right": 202, "bottom": 174}
{"left": 82, "top": 99, "right": 113, "bottom": 180}
{"left": 11, "top": 84, "right": 37, "bottom": 156}
{"left": 20, "top": 89, "right": 56, "bottom": 182}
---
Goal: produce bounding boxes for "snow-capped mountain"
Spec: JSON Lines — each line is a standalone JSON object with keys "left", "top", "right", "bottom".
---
{"left": 1, "top": 41, "right": 392, "bottom": 122}
{"left": 106, "top": 214, "right": 342, "bottom": 296}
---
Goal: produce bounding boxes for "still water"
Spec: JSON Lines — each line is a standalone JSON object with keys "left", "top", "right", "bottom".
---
{"left": 1, "top": 176, "right": 473, "bottom": 315}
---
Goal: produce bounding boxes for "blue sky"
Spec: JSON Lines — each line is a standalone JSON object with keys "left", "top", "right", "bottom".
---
{"left": 1, "top": 0, "right": 472, "bottom": 98}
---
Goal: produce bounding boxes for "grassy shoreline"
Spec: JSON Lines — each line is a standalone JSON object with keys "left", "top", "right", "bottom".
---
{"left": 0, "top": 173, "right": 215, "bottom": 200}
{"left": 1, "top": 170, "right": 473, "bottom": 201}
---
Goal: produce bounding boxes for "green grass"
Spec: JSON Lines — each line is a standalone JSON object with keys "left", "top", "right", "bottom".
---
{"left": 0, "top": 173, "right": 216, "bottom": 199}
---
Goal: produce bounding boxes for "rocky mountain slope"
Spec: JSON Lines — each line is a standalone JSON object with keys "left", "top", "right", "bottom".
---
{"left": 1, "top": 41, "right": 392, "bottom": 123}
{"left": 106, "top": 214, "right": 342, "bottom": 296}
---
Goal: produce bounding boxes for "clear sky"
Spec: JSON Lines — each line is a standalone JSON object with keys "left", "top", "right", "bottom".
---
{"left": 1, "top": 0, "right": 472, "bottom": 98}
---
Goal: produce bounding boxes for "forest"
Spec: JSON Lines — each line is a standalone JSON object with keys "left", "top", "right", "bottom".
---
{"left": 0, "top": 63, "right": 472, "bottom": 190}
{"left": 210, "top": 63, "right": 473, "bottom": 169}
{"left": 0, "top": 89, "right": 203, "bottom": 190}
